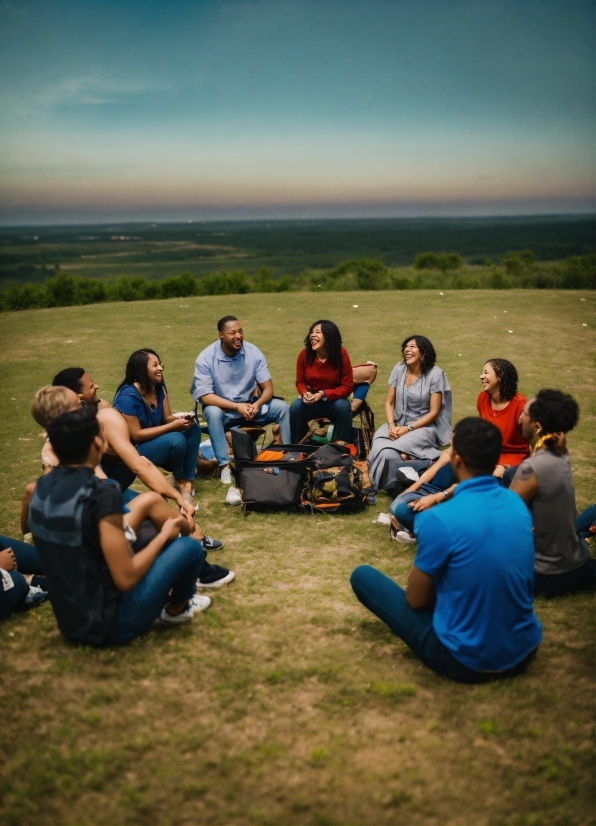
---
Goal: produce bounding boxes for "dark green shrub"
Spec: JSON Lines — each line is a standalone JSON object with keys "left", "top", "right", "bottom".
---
{"left": 161, "top": 272, "right": 198, "bottom": 298}
{"left": 437, "top": 253, "right": 462, "bottom": 272}
{"left": 390, "top": 276, "right": 410, "bottom": 290}
{"left": 490, "top": 271, "right": 510, "bottom": 289}
{"left": 414, "top": 252, "right": 439, "bottom": 270}
{"left": 2, "top": 282, "right": 46, "bottom": 310}
{"left": 74, "top": 278, "right": 107, "bottom": 305}
{"left": 45, "top": 271, "right": 76, "bottom": 306}
{"left": 109, "top": 276, "right": 149, "bottom": 302}
{"left": 560, "top": 254, "right": 595, "bottom": 289}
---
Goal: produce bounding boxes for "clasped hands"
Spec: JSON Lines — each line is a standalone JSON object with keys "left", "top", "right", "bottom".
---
{"left": 301, "top": 390, "right": 324, "bottom": 406}
{"left": 387, "top": 423, "right": 410, "bottom": 440}
{"left": 235, "top": 401, "right": 260, "bottom": 420}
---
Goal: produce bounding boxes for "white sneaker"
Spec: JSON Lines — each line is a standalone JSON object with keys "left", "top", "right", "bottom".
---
{"left": 160, "top": 594, "right": 211, "bottom": 625}
{"left": 220, "top": 465, "right": 232, "bottom": 485}
{"left": 391, "top": 529, "right": 416, "bottom": 543}
{"left": 226, "top": 486, "right": 242, "bottom": 505}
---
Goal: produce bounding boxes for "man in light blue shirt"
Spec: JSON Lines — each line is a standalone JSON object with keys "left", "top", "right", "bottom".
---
{"left": 351, "top": 417, "right": 542, "bottom": 683}
{"left": 191, "top": 316, "right": 290, "bottom": 482}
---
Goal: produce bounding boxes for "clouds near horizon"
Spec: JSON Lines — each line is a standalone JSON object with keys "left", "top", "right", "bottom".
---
{"left": 0, "top": 0, "right": 593, "bottom": 223}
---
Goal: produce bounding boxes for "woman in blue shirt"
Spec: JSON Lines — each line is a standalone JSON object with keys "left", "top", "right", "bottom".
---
{"left": 113, "top": 349, "right": 201, "bottom": 509}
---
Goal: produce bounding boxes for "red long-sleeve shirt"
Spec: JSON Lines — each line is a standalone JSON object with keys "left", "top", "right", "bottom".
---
{"left": 295, "top": 347, "right": 353, "bottom": 402}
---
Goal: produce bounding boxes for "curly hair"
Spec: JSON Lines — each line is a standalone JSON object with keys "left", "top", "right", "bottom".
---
{"left": 304, "top": 320, "right": 343, "bottom": 371}
{"left": 116, "top": 348, "right": 165, "bottom": 396}
{"left": 529, "top": 389, "right": 579, "bottom": 435}
{"left": 52, "top": 367, "right": 85, "bottom": 394}
{"left": 400, "top": 335, "right": 436, "bottom": 375}
{"left": 485, "top": 358, "right": 518, "bottom": 402}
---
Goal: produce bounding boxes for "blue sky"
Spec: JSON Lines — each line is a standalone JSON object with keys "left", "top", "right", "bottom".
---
{"left": 0, "top": 0, "right": 594, "bottom": 223}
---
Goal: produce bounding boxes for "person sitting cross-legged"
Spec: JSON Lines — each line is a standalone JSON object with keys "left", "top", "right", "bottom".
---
{"left": 28, "top": 406, "right": 234, "bottom": 648}
{"left": 351, "top": 417, "right": 542, "bottom": 683}
{"left": 510, "top": 389, "right": 595, "bottom": 597}
{"left": 191, "top": 316, "right": 291, "bottom": 484}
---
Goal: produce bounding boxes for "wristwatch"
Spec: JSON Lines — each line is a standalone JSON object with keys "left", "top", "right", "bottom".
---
{"left": 407, "top": 424, "right": 414, "bottom": 432}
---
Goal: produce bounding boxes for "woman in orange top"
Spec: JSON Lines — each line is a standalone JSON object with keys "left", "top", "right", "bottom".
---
{"left": 477, "top": 358, "right": 529, "bottom": 477}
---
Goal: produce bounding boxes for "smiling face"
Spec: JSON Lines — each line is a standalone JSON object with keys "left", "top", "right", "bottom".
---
{"left": 219, "top": 320, "right": 244, "bottom": 355}
{"left": 480, "top": 362, "right": 500, "bottom": 396}
{"left": 78, "top": 372, "right": 100, "bottom": 404}
{"left": 309, "top": 324, "right": 326, "bottom": 353}
{"left": 145, "top": 354, "right": 164, "bottom": 386}
{"left": 518, "top": 397, "right": 538, "bottom": 444}
{"left": 402, "top": 339, "right": 421, "bottom": 369}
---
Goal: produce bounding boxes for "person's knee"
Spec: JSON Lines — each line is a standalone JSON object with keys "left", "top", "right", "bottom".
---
{"left": 169, "top": 536, "right": 205, "bottom": 566}
{"left": 350, "top": 564, "right": 376, "bottom": 595}
{"left": 203, "top": 405, "right": 225, "bottom": 424}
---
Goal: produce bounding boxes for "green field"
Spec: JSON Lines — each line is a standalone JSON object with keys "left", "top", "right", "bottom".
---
{"left": 0, "top": 290, "right": 594, "bottom": 825}
{"left": 1, "top": 216, "right": 593, "bottom": 284}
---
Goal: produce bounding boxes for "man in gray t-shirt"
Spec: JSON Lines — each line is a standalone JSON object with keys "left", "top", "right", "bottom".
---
{"left": 510, "top": 390, "right": 595, "bottom": 597}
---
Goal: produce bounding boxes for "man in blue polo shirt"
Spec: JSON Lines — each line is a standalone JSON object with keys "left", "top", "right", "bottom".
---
{"left": 351, "top": 417, "right": 542, "bottom": 683}
{"left": 191, "top": 316, "right": 291, "bottom": 484}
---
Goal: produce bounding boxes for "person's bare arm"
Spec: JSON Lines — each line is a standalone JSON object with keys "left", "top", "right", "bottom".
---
{"left": 200, "top": 392, "right": 251, "bottom": 419}
{"left": 20, "top": 482, "right": 37, "bottom": 535}
{"left": 0, "top": 548, "right": 17, "bottom": 571}
{"left": 509, "top": 463, "right": 538, "bottom": 505}
{"left": 99, "top": 514, "right": 182, "bottom": 592}
{"left": 393, "top": 392, "right": 442, "bottom": 439}
{"left": 405, "top": 565, "right": 435, "bottom": 609}
{"left": 98, "top": 408, "right": 194, "bottom": 523}
{"left": 384, "top": 387, "right": 399, "bottom": 439}
{"left": 407, "top": 448, "right": 452, "bottom": 494}
{"left": 120, "top": 399, "right": 191, "bottom": 444}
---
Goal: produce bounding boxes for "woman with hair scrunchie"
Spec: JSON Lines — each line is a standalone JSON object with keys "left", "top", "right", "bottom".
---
{"left": 367, "top": 335, "right": 452, "bottom": 492}
{"left": 113, "top": 348, "right": 201, "bottom": 509}
{"left": 289, "top": 319, "right": 354, "bottom": 444}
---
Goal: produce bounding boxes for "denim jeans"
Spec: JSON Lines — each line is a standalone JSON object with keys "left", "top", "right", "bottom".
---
{"left": 106, "top": 536, "right": 205, "bottom": 645}
{"left": 289, "top": 397, "right": 353, "bottom": 444}
{"left": 0, "top": 534, "right": 44, "bottom": 574}
{"left": 576, "top": 505, "right": 596, "bottom": 539}
{"left": 350, "top": 565, "right": 536, "bottom": 683}
{"left": 136, "top": 421, "right": 201, "bottom": 481}
{"left": 204, "top": 398, "right": 291, "bottom": 466}
{"left": 0, "top": 571, "right": 29, "bottom": 620}
{"left": 534, "top": 556, "right": 596, "bottom": 598}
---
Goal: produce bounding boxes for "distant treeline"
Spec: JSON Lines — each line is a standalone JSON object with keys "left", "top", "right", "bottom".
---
{"left": 0, "top": 252, "right": 593, "bottom": 311}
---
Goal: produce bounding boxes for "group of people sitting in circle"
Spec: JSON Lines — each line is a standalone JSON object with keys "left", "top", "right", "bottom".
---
{"left": 1, "top": 313, "right": 593, "bottom": 684}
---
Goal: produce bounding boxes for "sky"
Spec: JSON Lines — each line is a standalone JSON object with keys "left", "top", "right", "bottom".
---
{"left": 0, "top": 0, "right": 594, "bottom": 224}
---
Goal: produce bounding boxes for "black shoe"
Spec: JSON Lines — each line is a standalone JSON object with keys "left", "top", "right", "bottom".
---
{"left": 202, "top": 535, "right": 224, "bottom": 551}
{"left": 196, "top": 564, "right": 235, "bottom": 589}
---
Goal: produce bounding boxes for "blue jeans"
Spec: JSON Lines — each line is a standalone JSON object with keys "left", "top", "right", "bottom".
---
{"left": 534, "top": 556, "right": 596, "bottom": 598}
{"left": 204, "top": 398, "right": 291, "bottom": 466}
{"left": 106, "top": 536, "right": 205, "bottom": 645}
{"left": 289, "top": 397, "right": 353, "bottom": 444}
{"left": 136, "top": 421, "right": 201, "bottom": 481}
{"left": 0, "top": 535, "right": 44, "bottom": 574}
{"left": 350, "top": 565, "right": 536, "bottom": 683}
{"left": 0, "top": 571, "right": 29, "bottom": 620}
{"left": 576, "top": 505, "right": 596, "bottom": 539}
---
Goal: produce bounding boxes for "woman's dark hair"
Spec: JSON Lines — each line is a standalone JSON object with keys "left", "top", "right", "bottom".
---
{"left": 47, "top": 405, "right": 100, "bottom": 465}
{"left": 400, "top": 335, "right": 436, "bottom": 374}
{"left": 453, "top": 417, "right": 502, "bottom": 475}
{"left": 485, "top": 358, "right": 518, "bottom": 402}
{"left": 529, "top": 389, "right": 579, "bottom": 435}
{"left": 52, "top": 367, "right": 85, "bottom": 394}
{"left": 304, "top": 320, "right": 343, "bottom": 371}
{"left": 116, "top": 348, "right": 164, "bottom": 396}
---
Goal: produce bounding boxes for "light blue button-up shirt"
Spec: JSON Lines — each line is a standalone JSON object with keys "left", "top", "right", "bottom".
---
{"left": 190, "top": 340, "right": 271, "bottom": 404}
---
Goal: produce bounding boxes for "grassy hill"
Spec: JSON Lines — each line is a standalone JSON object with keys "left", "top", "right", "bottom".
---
{"left": 0, "top": 290, "right": 594, "bottom": 825}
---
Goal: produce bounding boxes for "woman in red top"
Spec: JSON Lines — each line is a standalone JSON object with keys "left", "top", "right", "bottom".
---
{"left": 289, "top": 320, "right": 353, "bottom": 443}
{"left": 477, "top": 358, "right": 529, "bottom": 477}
